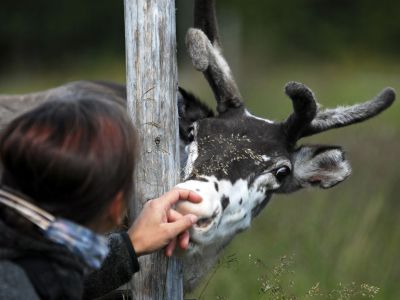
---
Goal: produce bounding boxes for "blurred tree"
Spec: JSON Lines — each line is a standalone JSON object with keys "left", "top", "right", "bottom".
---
{"left": 0, "top": 0, "right": 398, "bottom": 71}
{"left": 0, "top": 0, "right": 125, "bottom": 68}
{"left": 222, "top": 0, "right": 400, "bottom": 60}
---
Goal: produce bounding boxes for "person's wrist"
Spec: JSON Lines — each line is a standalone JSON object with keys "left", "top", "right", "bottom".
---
{"left": 120, "top": 231, "right": 141, "bottom": 272}
{"left": 127, "top": 227, "right": 145, "bottom": 256}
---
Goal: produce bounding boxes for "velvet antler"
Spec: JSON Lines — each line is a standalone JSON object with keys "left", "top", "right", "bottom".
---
{"left": 283, "top": 82, "right": 318, "bottom": 143}
{"left": 301, "top": 88, "right": 395, "bottom": 137}
{"left": 283, "top": 83, "right": 396, "bottom": 141}
{"left": 186, "top": 0, "right": 243, "bottom": 113}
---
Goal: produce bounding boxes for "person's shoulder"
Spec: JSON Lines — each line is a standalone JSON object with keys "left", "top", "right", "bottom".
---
{"left": 0, "top": 260, "right": 40, "bottom": 300}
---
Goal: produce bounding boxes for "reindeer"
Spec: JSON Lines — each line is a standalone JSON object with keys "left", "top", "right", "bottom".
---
{"left": 174, "top": 0, "right": 396, "bottom": 290}
{"left": 0, "top": 0, "right": 395, "bottom": 292}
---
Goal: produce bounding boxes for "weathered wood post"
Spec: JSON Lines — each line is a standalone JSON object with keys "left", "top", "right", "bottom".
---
{"left": 124, "top": 0, "right": 182, "bottom": 299}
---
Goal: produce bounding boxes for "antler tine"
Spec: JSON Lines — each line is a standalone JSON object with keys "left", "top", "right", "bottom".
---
{"left": 301, "top": 87, "right": 396, "bottom": 137}
{"left": 186, "top": 0, "right": 243, "bottom": 113}
{"left": 194, "top": 0, "right": 220, "bottom": 47}
{"left": 283, "top": 82, "right": 318, "bottom": 143}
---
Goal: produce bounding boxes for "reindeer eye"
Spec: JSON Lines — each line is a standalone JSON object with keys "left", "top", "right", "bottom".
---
{"left": 274, "top": 166, "right": 291, "bottom": 182}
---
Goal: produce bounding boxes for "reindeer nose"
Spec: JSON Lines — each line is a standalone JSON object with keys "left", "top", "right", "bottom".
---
{"left": 175, "top": 198, "right": 219, "bottom": 228}
{"left": 195, "top": 216, "right": 214, "bottom": 228}
{"left": 175, "top": 181, "right": 222, "bottom": 229}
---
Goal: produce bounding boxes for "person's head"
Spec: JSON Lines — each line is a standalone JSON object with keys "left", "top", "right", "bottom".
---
{"left": 0, "top": 97, "right": 137, "bottom": 232}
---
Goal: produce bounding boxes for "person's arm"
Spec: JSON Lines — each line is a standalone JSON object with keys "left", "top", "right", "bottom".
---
{"left": 83, "top": 189, "right": 201, "bottom": 299}
{"left": 82, "top": 232, "right": 139, "bottom": 300}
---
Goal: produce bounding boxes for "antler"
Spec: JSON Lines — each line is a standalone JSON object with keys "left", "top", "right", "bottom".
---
{"left": 301, "top": 88, "right": 395, "bottom": 137}
{"left": 283, "top": 83, "right": 396, "bottom": 140}
{"left": 186, "top": 0, "right": 243, "bottom": 113}
{"left": 283, "top": 82, "right": 318, "bottom": 143}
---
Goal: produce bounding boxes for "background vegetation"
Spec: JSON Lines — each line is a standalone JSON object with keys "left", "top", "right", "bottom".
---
{"left": 1, "top": 0, "right": 399, "bottom": 299}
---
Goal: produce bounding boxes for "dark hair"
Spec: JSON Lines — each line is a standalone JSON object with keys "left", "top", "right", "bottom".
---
{"left": 0, "top": 98, "right": 137, "bottom": 225}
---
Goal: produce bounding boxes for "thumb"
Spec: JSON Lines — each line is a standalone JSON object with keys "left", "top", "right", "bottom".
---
{"left": 165, "top": 214, "right": 198, "bottom": 238}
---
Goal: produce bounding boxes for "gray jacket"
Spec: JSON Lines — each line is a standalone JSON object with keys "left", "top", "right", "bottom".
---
{"left": 0, "top": 219, "right": 139, "bottom": 300}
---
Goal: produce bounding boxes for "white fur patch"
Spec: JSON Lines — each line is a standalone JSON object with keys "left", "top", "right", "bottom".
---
{"left": 175, "top": 173, "right": 277, "bottom": 254}
{"left": 244, "top": 109, "right": 274, "bottom": 124}
{"left": 183, "top": 123, "right": 199, "bottom": 179}
{"left": 261, "top": 155, "right": 270, "bottom": 162}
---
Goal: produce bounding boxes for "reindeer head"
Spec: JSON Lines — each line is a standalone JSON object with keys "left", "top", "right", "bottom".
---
{"left": 176, "top": 0, "right": 395, "bottom": 259}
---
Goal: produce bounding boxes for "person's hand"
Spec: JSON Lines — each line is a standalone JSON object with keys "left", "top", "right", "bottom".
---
{"left": 127, "top": 188, "right": 201, "bottom": 257}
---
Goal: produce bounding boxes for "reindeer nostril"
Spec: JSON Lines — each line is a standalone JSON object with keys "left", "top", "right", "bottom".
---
{"left": 194, "top": 208, "right": 219, "bottom": 229}
{"left": 196, "top": 217, "right": 213, "bottom": 228}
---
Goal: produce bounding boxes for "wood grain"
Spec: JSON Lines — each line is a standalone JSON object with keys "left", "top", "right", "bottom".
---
{"left": 124, "top": 0, "right": 182, "bottom": 299}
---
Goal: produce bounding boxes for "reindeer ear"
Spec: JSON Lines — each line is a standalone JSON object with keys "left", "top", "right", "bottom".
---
{"left": 178, "top": 87, "right": 214, "bottom": 142}
{"left": 289, "top": 145, "right": 352, "bottom": 190}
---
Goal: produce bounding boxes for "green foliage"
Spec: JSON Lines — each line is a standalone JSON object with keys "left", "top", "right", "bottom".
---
{"left": 197, "top": 254, "right": 239, "bottom": 300}
{"left": 218, "top": 0, "right": 400, "bottom": 60}
{"left": 0, "top": 0, "right": 125, "bottom": 68}
{"left": 252, "top": 254, "right": 296, "bottom": 299}
{"left": 193, "top": 253, "right": 380, "bottom": 300}
{"left": 1, "top": 0, "right": 400, "bottom": 70}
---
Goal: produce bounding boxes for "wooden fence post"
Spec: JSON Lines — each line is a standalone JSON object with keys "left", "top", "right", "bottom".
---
{"left": 124, "top": 0, "right": 182, "bottom": 299}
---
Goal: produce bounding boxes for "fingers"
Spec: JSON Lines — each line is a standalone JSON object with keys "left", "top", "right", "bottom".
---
{"left": 165, "top": 230, "right": 189, "bottom": 257}
{"left": 133, "top": 189, "right": 200, "bottom": 257}
{"left": 167, "top": 208, "right": 184, "bottom": 222}
{"left": 167, "top": 209, "right": 192, "bottom": 254}
{"left": 178, "top": 230, "right": 190, "bottom": 250}
{"left": 164, "top": 214, "right": 198, "bottom": 240}
{"left": 158, "top": 188, "right": 202, "bottom": 209}
{"left": 165, "top": 238, "right": 177, "bottom": 257}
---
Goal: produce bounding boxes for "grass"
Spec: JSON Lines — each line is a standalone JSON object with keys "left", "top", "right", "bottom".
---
{"left": 195, "top": 253, "right": 381, "bottom": 299}
{"left": 1, "top": 56, "right": 399, "bottom": 299}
